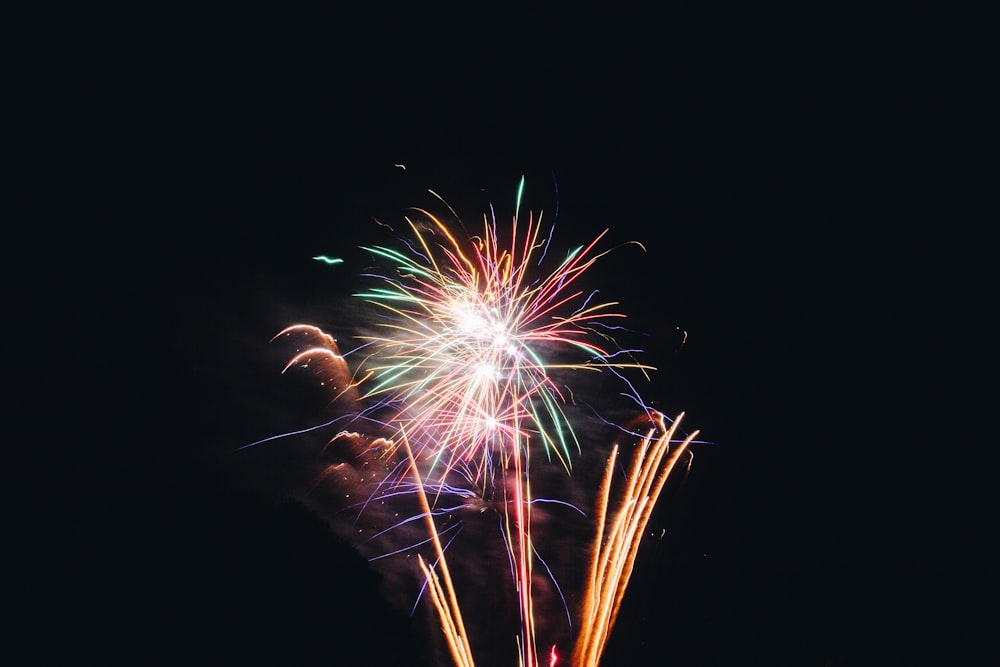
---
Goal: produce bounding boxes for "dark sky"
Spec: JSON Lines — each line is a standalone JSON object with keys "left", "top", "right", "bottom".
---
{"left": 16, "top": 6, "right": 990, "bottom": 667}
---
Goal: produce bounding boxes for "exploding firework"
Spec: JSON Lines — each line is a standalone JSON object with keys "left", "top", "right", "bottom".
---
{"left": 255, "top": 177, "right": 696, "bottom": 666}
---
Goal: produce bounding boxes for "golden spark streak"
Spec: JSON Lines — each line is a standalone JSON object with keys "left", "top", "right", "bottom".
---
{"left": 573, "top": 412, "right": 698, "bottom": 667}
{"left": 404, "top": 434, "right": 477, "bottom": 667}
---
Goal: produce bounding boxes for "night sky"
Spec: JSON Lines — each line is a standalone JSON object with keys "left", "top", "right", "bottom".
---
{"left": 16, "top": 7, "right": 990, "bottom": 666}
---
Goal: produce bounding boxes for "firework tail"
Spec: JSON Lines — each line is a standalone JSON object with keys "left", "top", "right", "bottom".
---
{"left": 508, "top": 432, "right": 537, "bottom": 667}
{"left": 573, "top": 412, "right": 698, "bottom": 667}
{"left": 403, "top": 433, "right": 477, "bottom": 667}
{"left": 410, "top": 428, "right": 541, "bottom": 667}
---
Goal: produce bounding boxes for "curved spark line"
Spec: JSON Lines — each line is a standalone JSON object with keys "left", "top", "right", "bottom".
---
{"left": 266, "top": 178, "right": 691, "bottom": 667}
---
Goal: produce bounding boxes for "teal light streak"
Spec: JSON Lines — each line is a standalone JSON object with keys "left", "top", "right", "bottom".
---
{"left": 515, "top": 175, "right": 525, "bottom": 224}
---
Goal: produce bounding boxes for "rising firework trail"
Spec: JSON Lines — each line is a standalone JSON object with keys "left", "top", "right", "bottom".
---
{"left": 573, "top": 412, "right": 698, "bottom": 666}
{"left": 257, "top": 176, "right": 697, "bottom": 666}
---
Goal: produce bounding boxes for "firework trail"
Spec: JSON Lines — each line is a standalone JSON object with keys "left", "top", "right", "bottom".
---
{"left": 259, "top": 177, "right": 694, "bottom": 666}
{"left": 573, "top": 412, "right": 698, "bottom": 666}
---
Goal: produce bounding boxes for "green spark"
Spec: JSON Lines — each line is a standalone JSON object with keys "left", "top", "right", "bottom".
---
{"left": 515, "top": 175, "right": 525, "bottom": 224}
{"left": 313, "top": 256, "right": 343, "bottom": 265}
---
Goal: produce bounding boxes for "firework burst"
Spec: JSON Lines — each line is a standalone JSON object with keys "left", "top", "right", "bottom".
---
{"left": 337, "top": 178, "right": 653, "bottom": 484}
{"left": 261, "top": 177, "right": 692, "bottom": 666}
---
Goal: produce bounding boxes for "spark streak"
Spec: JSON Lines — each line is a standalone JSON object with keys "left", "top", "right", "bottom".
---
{"left": 573, "top": 412, "right": 698, "bottom": 666}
